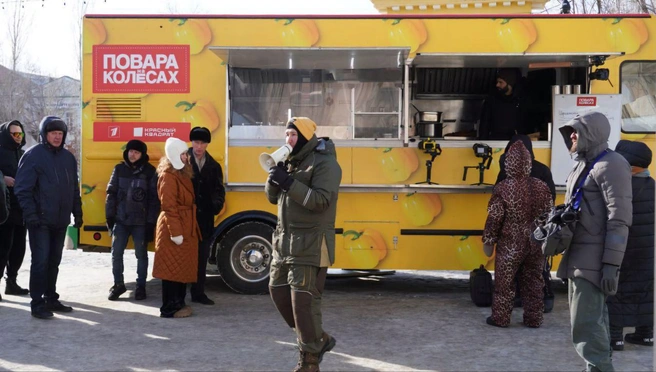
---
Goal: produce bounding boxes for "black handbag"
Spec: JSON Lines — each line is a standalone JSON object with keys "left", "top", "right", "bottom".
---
{"left": 470, "top": 264, "right": 493, "bottom": 307}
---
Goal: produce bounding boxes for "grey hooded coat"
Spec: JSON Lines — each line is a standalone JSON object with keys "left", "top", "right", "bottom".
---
{"left": 556, "top": 112, "right": 632, "bottom": 289}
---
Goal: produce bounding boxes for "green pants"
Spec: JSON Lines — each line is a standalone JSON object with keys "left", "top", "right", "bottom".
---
{"left": 269, "top": 261, "right": 328, "bottom": 354}
{"left": 569, "top": 277, "right": 614, "bottom": 372}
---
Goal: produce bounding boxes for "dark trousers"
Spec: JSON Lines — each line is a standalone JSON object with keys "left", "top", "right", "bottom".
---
{"left": 111, "top": 223, "right": 148, "bottom": 286}
{"left": 190, "top": 238, "right": 210, "bottom": 297}
{"left": 0, "top": 223, "right": 27, "bottom": 280}
{"left": 610, "top": 325, "right": 653, "bottom": 341}
{"left": 28, "top": 226, "right": 67, "bottom": 309}
{"left": 161, "top": 280, "right": 187, "bottom": 317}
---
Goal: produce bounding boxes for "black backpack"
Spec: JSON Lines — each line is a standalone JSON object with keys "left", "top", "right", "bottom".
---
{"left": 470, "top": 264, "right": 493, "bottom": 307}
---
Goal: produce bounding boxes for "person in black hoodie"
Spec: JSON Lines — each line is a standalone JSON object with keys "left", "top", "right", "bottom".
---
{"left": 0, "top": 170, "right": 8, "bottom": 225}
{"left": 105, "top": 139, "right": 159, "bottom": 301}
{"left": 495, "top": 134, "right": 557, "bottom": 312}
{"left": 187, "top": 127, "right": 225, "bottom": 305}
{"left": 607, "top": 140, "right": 654, "bottom": 351}
{"left": 15, "top": 116, "right": 82, "bottom": 319}
{"left": 479, "top": 68, "right": 529, "bottom": 140}
{"left": 0, "top": 120, "right": 29, "bottom": 299}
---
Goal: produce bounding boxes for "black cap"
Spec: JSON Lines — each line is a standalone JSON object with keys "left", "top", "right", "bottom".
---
{"left": 616, "top": 139, "right": 652, "bottom": 168}
{"left": 125, "top": 139, "right": 147, "bottom": 154}
{"left": 189, "top": 127, "right": 211, "bottom": 143}
{"left": 497, "top": 68, "right": 520, "bottom": 87}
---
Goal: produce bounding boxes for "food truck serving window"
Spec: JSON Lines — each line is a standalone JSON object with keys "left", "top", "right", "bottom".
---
{"left": 229, "top": 68, "right": 402, "bottom": 140}
{"left": 213, "top": 47, "right": 408, "bottom": 141}
{"left": 621, "top": 61, "right": 656, "bottom": 133}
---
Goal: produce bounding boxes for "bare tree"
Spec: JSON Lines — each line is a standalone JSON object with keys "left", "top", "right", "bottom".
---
{"left": 6, "top": 1, "right": 31, "bottom": 71}
{"left": 547, "top": 0, "right": 654, "bottom": 13}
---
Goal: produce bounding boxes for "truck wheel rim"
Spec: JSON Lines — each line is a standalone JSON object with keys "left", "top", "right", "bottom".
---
{"left": 229, "top": 235, "right": 271, "bottom": 283}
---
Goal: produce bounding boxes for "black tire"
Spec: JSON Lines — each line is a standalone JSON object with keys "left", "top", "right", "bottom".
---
{"left": 217, "top": 221, "right": 274, "bottom": 294}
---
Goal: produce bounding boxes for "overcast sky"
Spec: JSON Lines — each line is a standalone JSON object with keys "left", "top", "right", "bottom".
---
{"left": 0, "top": 0, "right": 560, "bottom": 79}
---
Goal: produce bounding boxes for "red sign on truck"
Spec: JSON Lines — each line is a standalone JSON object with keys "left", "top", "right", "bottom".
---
{"left": 576, "top": 97, "right": 597, "bottom": 106}
{"left": 93, "top": 122, "right": 191, "bottom": 142}
{"left": 92, "top": 45, "right": 190, "bottom": 93}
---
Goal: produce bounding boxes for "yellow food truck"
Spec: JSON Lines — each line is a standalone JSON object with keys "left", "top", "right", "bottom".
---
{"left": 80, "top": 0, "right": 656, "bottom": 293}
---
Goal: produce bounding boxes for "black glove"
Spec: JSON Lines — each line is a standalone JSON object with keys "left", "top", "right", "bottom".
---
{"left": 144, "top": 223, "right": 155, "bottom": 243}
{"left": 106, "top": 218, "right": 115, "bottom": 235}
{"left": 26, "top": 218, "right": 40, "bottom": 230}
{"left": 74, "top": 216, "right": 83, "bottom": 229}
{"left": 601, "top": 264, "right": 620, "bottom": 296}
{"left": 268, "top": 165, "right": 294, "bottom": 191}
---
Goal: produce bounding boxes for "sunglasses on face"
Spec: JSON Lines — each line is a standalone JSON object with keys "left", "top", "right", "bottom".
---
{"left": 10, "top": 132, "right": 24, "bottom": 138}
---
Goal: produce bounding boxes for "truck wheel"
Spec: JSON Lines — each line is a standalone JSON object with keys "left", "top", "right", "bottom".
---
{"left": 217, "top": 221, "right": 273, "bottom": 294}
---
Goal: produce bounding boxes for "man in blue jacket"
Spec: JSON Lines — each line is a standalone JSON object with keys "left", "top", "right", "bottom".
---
{"left": 15, "top": 116, "right": 83, "bottom": 319}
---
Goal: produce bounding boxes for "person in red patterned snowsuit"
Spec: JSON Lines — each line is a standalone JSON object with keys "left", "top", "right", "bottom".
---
{"left": 482, "top": 141, "right": 553, "bottom": 328}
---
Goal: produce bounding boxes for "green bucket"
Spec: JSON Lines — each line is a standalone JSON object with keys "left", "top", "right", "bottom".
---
{"left": 65, "top": 225, "right": 79, "bottom": 250}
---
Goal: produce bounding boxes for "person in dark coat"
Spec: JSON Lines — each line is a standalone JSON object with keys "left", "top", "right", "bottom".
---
{"left": 187, "top": 127, "right": 225, "bottom": 305}
{"left": 483, "top": 141, "right": 553, "bottom": 328}
{"left": 0, "top": 120, "right": 29, "bottom": 298}
{"left": 105, "top": 139, "right": 159, "bottom": 301}
{"left": 0, "top": 170, "right": 8, "bottom": 225}
{"left": 14, "top": 116, "right": 83, "bottom": 319}
{"left": 607, "top": 140, "right": 654, "bottom": 351}
{"left": 495, "top": 134, "right": 557, "bottom": 311}
{"left": 478, "top": 68, "right": 528, "bottom": 140}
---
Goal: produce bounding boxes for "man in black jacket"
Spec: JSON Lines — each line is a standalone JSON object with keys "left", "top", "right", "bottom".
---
{"left": 15, "top": 116, "right": 83, "bottom": 319}
{"left": 0, "top": 120, "right": 29, "bottom": 298}
{"left": 479, "top": 68, "right": 528, "bottom": 140}
{"left": 0, "top": 170, "right": 8, "bottom": 226}
{"left": 105, "top": 140, "right": 159, "bottom": 301}
{"left": 188, "top": 127, "right": 225, "bottom": 305}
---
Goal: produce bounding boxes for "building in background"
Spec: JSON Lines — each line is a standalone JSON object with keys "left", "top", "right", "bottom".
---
{"left": 0, "top": 64, "right": 81, "bottom": 162}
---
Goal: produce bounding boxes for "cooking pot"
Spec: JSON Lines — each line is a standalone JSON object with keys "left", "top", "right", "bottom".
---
{"left": 416, "top": 122, "right": 441, "bottom": 138}
{"left": 411, "top": 104, "right": 442, "bottom": 137}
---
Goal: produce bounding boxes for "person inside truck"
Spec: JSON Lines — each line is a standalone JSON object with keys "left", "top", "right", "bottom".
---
{"left": 478, "top": 68, "right": 528, "bottom": 140}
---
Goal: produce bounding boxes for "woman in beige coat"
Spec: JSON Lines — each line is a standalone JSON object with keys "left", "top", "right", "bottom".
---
{"left": 153, "top": 137, "right": 200, "bottom": 318}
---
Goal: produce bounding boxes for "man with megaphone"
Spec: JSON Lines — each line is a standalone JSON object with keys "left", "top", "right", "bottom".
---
{"left": 265, "top": 117, "right": 342, "bottom": 372}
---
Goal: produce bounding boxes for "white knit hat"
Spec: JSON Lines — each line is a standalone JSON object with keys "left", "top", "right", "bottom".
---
{"left": 164, "top": 137, "right": 188, "bottom": 170}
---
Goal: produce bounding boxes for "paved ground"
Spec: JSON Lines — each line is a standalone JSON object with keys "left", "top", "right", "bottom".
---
{"left": 0, "top": 249, "right": 652, "bottom": 371}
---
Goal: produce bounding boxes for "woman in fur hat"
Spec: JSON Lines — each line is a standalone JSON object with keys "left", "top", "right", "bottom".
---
{"left": 153, "top": 137, "right": 200, "bottom": 318}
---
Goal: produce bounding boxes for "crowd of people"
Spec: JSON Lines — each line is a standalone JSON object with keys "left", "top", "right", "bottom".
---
{"left": 482, "top": 111, "right": 653, "bottom": 372}
{"left": 0, "top": 111, "right": 652, "bottom": 372}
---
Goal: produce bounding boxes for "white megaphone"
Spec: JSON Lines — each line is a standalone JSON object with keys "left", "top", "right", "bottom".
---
{"left": 259, "top": 144, "right": 292, "bottom": 172}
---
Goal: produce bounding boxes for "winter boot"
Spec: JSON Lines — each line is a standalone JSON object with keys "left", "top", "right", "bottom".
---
{"left": 293, "top": 351, "right": 320, "bottom": 372}
{"left": 108, "top": 283, "right": 127, "bottom": 301}
{"left": 173, "top": 305, "right": 193, "bottom": 318}
{"left": 611, "top": 339, "right": 624, "bottom": 351}
{"left": 135, "top": 286, "right": 146, "bottom": 301}
{"left": 5, "top": 277, "right": 29, "bottom": 295}
{"left": 625, "top": 333, "right": 654, "bottom": 347}
{"left": 318, "top": 332, "right": 336, "bottom": 363}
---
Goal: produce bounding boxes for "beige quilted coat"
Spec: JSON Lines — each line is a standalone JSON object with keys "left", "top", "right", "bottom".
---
{"left": 152, "top": 166, "right": 199, "bottom": 283}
